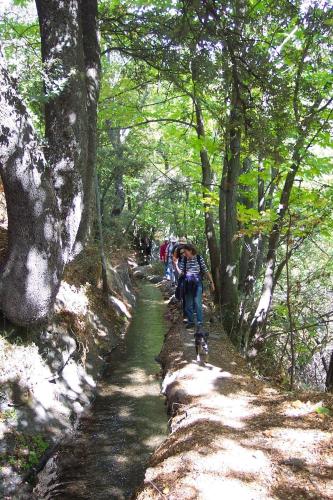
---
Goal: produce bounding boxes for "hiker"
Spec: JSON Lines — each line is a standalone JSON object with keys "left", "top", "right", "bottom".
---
{"left": 172, "top": 237, "right": 187, "bottom": 284}
{"left": 140, "top": 235, "right": 152, "bottom": 264}
{"left": 173, "top": 238, "right": 188, "bottom": 320}
{"left": 159, "top": 239, "right": 169, "bottom": 275}
{"left": 179, "top": 244, "right": 215, "bottom": 329}
{"left": 144, "top": 237, "right": 152, "bottom": 263}
{"left": 165, "top": 237, "right": 177, "bottom": 284}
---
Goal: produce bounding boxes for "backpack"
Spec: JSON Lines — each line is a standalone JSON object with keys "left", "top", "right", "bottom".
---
{"left": 183, "top": 255, "right": 204, "bottom": 277}
{"left": 175, "top": 255, "right": 203, "bottom": 300}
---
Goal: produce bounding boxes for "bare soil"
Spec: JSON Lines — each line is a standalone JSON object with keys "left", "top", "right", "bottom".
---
{"left": 136, "top": 288, "right": 333, "bottom": 500}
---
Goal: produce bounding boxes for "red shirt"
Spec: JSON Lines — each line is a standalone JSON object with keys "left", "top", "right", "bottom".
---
{"left": 160, "top": 242, "right": 168, "bottom": 261}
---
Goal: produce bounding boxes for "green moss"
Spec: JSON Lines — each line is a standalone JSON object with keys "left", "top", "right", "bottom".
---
{"left": 0, "top": 408, "right": 17, "bottom": 422}
{"left": 0, "top": 432, "right": 49, "bottom": 474}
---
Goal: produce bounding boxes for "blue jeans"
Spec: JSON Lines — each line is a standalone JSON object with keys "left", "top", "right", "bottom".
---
{"left": 184, "top": 281, "right": 203, "bottom": 324}
{"left": 166, "top": 260, "right": 175, "bottom": 283}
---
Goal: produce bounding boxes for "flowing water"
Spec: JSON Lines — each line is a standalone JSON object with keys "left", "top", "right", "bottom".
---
{"left": 36, "top": 283, "right": 168, "bottom": 499}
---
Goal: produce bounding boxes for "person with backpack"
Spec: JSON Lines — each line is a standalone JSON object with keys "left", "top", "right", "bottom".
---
{"left": 172, "top": 237, "right": 186, "bottom": 284}
{"left": 179, "top": 244, "right": 215, "bottom": 329}
{"left": 165, "top": 237, "right": 177, "bottom": 284}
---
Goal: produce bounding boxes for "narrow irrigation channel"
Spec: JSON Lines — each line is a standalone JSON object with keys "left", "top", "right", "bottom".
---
{"left": 35, "top": 282, "right": 168, "bottom": 499}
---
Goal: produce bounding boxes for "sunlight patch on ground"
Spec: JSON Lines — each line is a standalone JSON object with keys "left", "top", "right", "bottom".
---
{"left": 173, "top": 363, "right": 232, "bottom": 396}
{"left": 262, "top": 427, "right": 332, "bottom": 463}
{"left": 142, "top": 435, "right": 165, "bottom": 448}
{"left": 104, "top": 368, "right": 162, "bottom": 398}
{"left": 117, "top": 407, "right": 132, "bottom": 418}
{"left": 189, "top": 473, "right": 270, "bottom": 500}
{"left": 282, "top": 398, "right": 326, "bottom": 417}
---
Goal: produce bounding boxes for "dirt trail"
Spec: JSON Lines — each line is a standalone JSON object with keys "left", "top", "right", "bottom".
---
{"left": 136, "top": 290, "right": 333, "bottom": 500}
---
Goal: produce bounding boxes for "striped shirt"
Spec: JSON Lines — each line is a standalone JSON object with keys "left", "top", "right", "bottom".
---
{"left": 179, "top": 255, "right": 208, "bottom": 276}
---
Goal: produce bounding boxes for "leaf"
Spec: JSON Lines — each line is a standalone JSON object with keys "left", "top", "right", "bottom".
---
{"left": 315, "top": 406, "right": 332, "bottom": 416}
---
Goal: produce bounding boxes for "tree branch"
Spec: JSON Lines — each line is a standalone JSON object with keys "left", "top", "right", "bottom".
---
{"left": 109, "top": 118, "right": 197, "bottom": 131}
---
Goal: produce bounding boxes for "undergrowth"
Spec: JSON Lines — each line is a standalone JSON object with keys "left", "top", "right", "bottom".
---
{"left": 0, "top": 431, "right": 49, "bottom": 475}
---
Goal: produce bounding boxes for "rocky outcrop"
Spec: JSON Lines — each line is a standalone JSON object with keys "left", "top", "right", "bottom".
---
{"left": 0, "top": 252, "right": 135, "bottom": 497}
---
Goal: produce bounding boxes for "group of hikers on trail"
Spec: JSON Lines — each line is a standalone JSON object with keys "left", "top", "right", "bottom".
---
{"left": 160, "top": 237, "right": 215, "bottom": 330}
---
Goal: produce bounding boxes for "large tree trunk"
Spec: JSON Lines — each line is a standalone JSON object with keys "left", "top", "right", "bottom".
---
{"left": 94, "top": 171, "right": 109, "bottom": 295}
{"left": 219, "top": 82, "right": 242, "bottom": 343}
{"left": 36, "top": 0, "right": 99, "bottom": 262}
{"left": 249, "top": 140, "right": 304, "bottom": 345}
{"left": 108, "top": 128, "right": 126, "bottom": 218}
{"left": 0, "top": 1, "right": 100, "bottom": 326}
{"left": 237, "top": 159, "right": 261, "bottom": 350}
{"left": 0, "top": 48, "right": 63, "bottom": 325}
{"left": 194, "top": 99, "right": 221, "bottom": 302}
{"left": 236, "top": 159, "right": 275, "bottom": 351}
{"left": 238, "top": 158, "right": 255, "bottom": 293}
{"left": 326, "top": 350, "right": 333, "bottom": 392}
{"left": 74, "top": 0, "right": 101, "bottom": 253}
{"left": 111, "top": 170, "right": 126, "bottom": 217}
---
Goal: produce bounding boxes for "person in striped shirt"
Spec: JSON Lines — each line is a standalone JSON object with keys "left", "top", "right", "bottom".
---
{"left": 179, "top": 244, "right": 215, "bottom": 329}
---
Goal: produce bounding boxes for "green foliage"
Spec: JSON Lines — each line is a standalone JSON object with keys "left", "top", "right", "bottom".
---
{"left": 97, "top": 2, "right": 333, "bottom": 387}
{"left": 13, "top": 0, "right": 30, "bottom": 5}
{"left": 0, "top": 4, "right": 44, "bottom": 131}
{"left": 315, "top": 406, "right": 332, "bottom": 416}
{"left": 0, "top": 432, "right": 49, "bottom": 473}
{"left": 1, "top": 0, "right": 332, "bottom": 389}
{"left": 0, "top": 408, "right": 17, "bottom": 422}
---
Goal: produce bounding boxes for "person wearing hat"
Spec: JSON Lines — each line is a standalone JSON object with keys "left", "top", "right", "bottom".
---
{"left": 179, "top": 243, "right": 215, "bottom": 329}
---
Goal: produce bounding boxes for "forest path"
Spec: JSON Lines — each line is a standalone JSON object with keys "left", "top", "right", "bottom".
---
{"left": 136, "top": 286, "right": 333, "bottom": 500}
